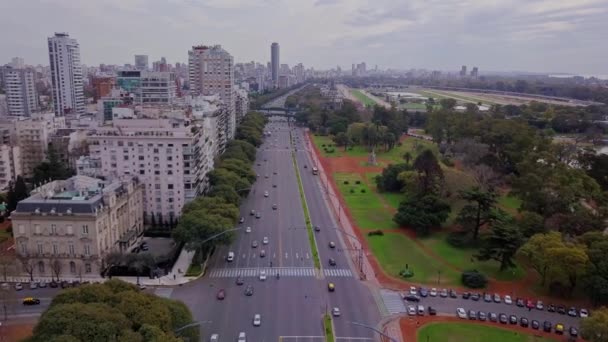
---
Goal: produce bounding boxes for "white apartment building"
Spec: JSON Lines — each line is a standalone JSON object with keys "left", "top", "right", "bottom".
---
{"left": 48, "top": 33, "right": 85, "bottom": 116}
{"left": 190, "top": 95, "right": 227, "bottom": 178}
{"left": 0, "top": 145, "right": 21, "bottom": 190}
{"left": 116, "top": 70, "right": 176, "bottom": 105}
{"left": 188, "top": 45, "right": 236, "bottom": 139}
{"left": 1, "top": 66, "right": 38, "bottom": 116}
{"left": 86, "top": 118, "right": 212, "bottom": 223}
{"left": 15, "top": 113, "right": 65, "bottom": 180}
{"left": 235, "top": 87, "right": 249, "bottom": 123}
{"left": 12, "top": 175, "right": 144, "bottom": 279}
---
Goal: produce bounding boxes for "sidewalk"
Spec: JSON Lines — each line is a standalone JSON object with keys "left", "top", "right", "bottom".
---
{"left": 2, "top": 248, "right": 197, "bottom": 287}
{"left": 303, "top": 129, "right": 379, "bottom": 287}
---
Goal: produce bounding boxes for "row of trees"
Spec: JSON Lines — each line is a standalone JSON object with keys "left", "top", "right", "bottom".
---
{"left": 27, "top": 280, "right": 197, "bottom": 341}
{"left": 172, "top": 112, "right": 268, "bottom": 264}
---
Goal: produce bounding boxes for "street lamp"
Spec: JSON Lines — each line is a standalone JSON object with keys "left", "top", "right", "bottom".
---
{"left": 348, "top": 321, "right": 398, "bottom": 342}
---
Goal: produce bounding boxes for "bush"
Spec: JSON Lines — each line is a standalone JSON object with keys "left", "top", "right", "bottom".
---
{"left": 399, "top": 269, "right": 414, "bottom": 278}
{"left": 461, "top": 270, "right": 488, "bottom": 288}
{"left": 350, "top": 188, "right": 355, "bottom": 193}
{"left": 360, "top": 189, "right": 366, "bottom": 193}
{"left": 355, "top": 180, "right": 361, "bottom": 184}
{"left": 344, "top": 180, "right": 349, "bottom": 185}
{"left": 441, "top": 157, "right": 454, "bottom": 167}
{"left": 367, "top": 229, "right": 384, "bottom": 236}
{"left": 446, "top": 231, "right": 472, "bottom": 248}
{"left": 321, "top": 144, "right": 326, "bottom": 147}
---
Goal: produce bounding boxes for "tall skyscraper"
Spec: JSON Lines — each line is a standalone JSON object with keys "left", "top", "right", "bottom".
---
{"left": 188, "top": 44, "right": 236, "bottom": 141}
{"left": 48, "top": 33, "right": 84, "bottom": 116}
{"left": 134, "top": 55, "right": 148, "bottom": 70}
{"left": 460, "top": 65, "right": 467, "bottom": 77}
{"left": 470, "top": 67, "right": 479, "bottom": 78}
{"left": 1, "top": 65, "right": 38, "bottom": 116}
{"left": 271, "top": 42, "right": 280, "bottom": 88}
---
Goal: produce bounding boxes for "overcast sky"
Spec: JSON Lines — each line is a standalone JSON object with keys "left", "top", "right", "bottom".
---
{"left": 1, "top": 0, "right": 607, "bottom": 75}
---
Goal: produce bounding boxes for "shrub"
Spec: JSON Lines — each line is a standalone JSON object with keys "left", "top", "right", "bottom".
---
{"left": 461, "top": 270, "right": 488, "bottom": 289}
{"left": 350, "top": 188, "right": 355, "bottom": 193}
{"left": 355, "top": 180, "right": 361, "bottom": 184}
{"left": 367, "top": 229, "right": 384, "bottom": 236}
{"left": 321, "top": 144, "right": 326, "bottom": 147}
{"left": 447, "top": 231, "right": 472, "bottom": 248}
{"left": 344, "top": 180, "right": 349, "bottom": 185}
{"left": 399, "top": 269, "right": 414, "bottom": 278}
{"left": 360, "top": 189, "right": 366, "bottom": 193}
{"left": 441, "top": 157, "right": 454, "bottom": 167}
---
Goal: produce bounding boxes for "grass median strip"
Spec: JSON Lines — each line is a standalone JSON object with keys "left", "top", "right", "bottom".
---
{"left": 324, "top": 314, "right": 335, "bottom": 342}
{"left": 290, "top": 132, "right": 321, "bottom": 269}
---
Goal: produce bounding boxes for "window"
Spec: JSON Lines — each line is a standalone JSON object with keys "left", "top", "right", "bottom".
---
{"left": 155, "top": 184, "right": 161, "bottom": 190}
{"left": 167, "top": 170, "right": 173, "bottom": 175}
{"left": 51, "top": 224, "right": 57, "bottom": 235}
{"left": 52, "top": 243, "right": 58, "bottom": 255}
{"left": 82, "top": 225, "right": 89, "bottom": 235}
{"left": 85, "top": 263, "right": 92, "bottom": 273}
{"left": 67, "top": 225, "right": 73, "bottom": 235}
{"left": 19, "top": 242, "right": 27, "bottom": 255}
{"left": 34, "top": 224, "right": 40, "bottom": 234}
{"left": 168, "top": 184, "right": 174, "bottom": 190}
{"left": 18, "top": 225, "right": 24, "bottom": 235}
{"left": 168, "top": 198, "right": 174, "bottom": 203}
{"left": 153, "top": 148, "right": 159, "bottom": 153}
{"left": 37, "top": 243, "right": 43, "bottom": 254}
{"left": 123, "top": 155, "right": 129, "bottom": 161}
{"left": 70, "top": 261, "right": 76, "bottom": 274}
{"left": 154, "top": 170, "right": 160, "bottom": 175}
{"left": 84, "top": 244, "right": 91, "bottom": 256}
{"left": 139, "top": 170, "right": 145, "bottom": 175}
{"left": 38, "top": 261, "right": 45, "bottom": 273}
{"left": 156, "top": 197, "right": 161, "bottom": 203}
{"left": 139, "top": 156, "right": 144, "bottom": 160}
{"left": 68, "top": 243, "right": 75, "bottom": 255}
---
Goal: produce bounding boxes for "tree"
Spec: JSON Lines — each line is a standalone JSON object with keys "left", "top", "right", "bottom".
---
{"left": 19, "top": 257, "right": 35, "bottom": 281}
{"left": 207, "top": 168, "right": 242, "bottom": 188}
{"left": 6, "top": 176, "right": 28, "bottom": 213}
{"left": 439, "top": 98, "right": 457, "bottom": 110}
{"left": 396, "top": 170, "right": 418, "bottom": 194}
{"left": 402, "top": 152, "right": 412, "bottom": 166}
{"left": 546, "top": 243, "right": 589, "bottom": 295}
{"left": 461, "top": 270, "right": 488, "bottom": 288}
{"left": 580, "top": 232, "right": 608, "bottom": 305}
{"left": 393, "top": 195, "right": 451, "bottom": 236}
{"left": 517, "top": 211, "right": 545, "bottom": 238}
{"left": 172, "top": 211, "right": 235, "bottom": 264}
{"left": 375, "top": 163, "right": 410, "bottom": 192}
{"left": 517, "top": 231, "right": 563, "bottom": 286}
{"left": 580, "top": 307, "right": 608, "bottom": 342}
{"left": 578, "top": 151, "right": 608, "bottom": 191}
{"left": 32, "top": 144, "right": 73, "bottom": 185}
{"left": 0, "top": 255, "right": 14, "bottom": 282}
{"left": 413, "top": 149, "right": 444, "bottom": 194}
{"left": 476, "top": 214, "right": 523, "bottom": 271}
{"left": 217, "top": 158, "right": 256, "bottom": 184}
{"left": 455, "top": 187, "right": 498, "bottom": 241}
{"left": 208, "top": 184, "right": 240, "bottom": 205}
{"left": 50, "top": 258, "right": 62, "bottom": 282}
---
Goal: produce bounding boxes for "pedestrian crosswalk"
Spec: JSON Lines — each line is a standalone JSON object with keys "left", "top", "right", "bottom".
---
{"left": 209, "top": 267, "right": 316, "bottom": 278}
{"left": 380, "top": 289, "right": 406, "bottom": 314}
{"left": 323, "top": 269, "right": 353, "bottom": 277}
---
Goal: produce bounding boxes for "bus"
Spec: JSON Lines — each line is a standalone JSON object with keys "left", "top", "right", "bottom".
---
{"left": 312, "top": 167, "right": 318, "bottom": 175}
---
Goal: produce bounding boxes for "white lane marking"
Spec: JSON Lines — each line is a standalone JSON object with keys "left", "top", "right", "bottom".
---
{"left": 336, "top": 338, "right": 374, "bottom": 341}
{"left": 306, "top": 253, "right": 310, "bottom": 259}
{"left": 295, "top": 252, "right": 299, "bottom": 259}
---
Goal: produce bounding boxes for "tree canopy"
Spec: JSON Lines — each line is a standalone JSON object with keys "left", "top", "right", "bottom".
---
{"left": 393, "top": 194, "right": 451, "bottom": 236}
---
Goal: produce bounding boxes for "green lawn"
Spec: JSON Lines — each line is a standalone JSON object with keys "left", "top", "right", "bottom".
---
{"left": 311, "top": 134, "right": 370, "bottom": 158}
{"left": 367, "top": 232, "right": 460, "bottom": 285}
{"left": 418, "top": 322, "right": 553, "bottom": 342}
{"left": 334, "top": 173, "right": 397, "bottom": 230}
{"left": 420, "top": 233, "right": 525, "bottom": 281}
{"left": 351, "top": 89, "right": 377, "bottom": 107}
{"left": 498, "top": 194, "right": 523, "bottom": 215}
{"left": 399, "top": 102, "right": 427, "bottom": 110}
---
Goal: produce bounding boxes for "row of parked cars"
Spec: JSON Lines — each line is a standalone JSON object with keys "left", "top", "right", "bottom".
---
{"left": 2, "top": 280, "right": 90, "bottom": 291}
{"left": 403, "top": 286, "right": 589, "bottom": 318}
{"left": 456, "top": 307, "right": 579, "bottom": 338}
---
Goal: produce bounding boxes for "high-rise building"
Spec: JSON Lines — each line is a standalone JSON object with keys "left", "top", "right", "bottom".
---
{"left": 134, "top": 55, "right": 149, "bottom": 70}
{"left": 9, "top": 57, "right": 24, "bottom": 69}
{"left": 1, "top": 66, "right": 39, "bottom": 116}
{"left": 470, "top": 67, "right": 479, "bottom": 78}
{"left": 271, "top": 42, "right": 280, "bottom": 88}
{"left": 116, "top": 70, "right": 176, "bottom": 105}
{"left": 48, "top": 33, "right": 85, "bottom": 116}
{"left": 460, "top": 65, "right": 467, "bottom": 77}
{"left": 188, "top": 45, "right": 235, "bottom": 140}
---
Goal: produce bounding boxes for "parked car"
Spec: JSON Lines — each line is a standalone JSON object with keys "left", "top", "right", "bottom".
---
{"left": 429, "top": 288, "right": 438, "bottom": 297}
{"left": 478, "top": 311, "right": 487, "bottom": 321}
{"left": 504, "top": 295, "right": 512, "bottom": 305}
{"left": 543, "top": 321, "right": 552, "bottom": 332}
{"left": 484, "top": 293, "right": 492, "bottom": 302}
{"left": 462, "top": 292, "right": 471, "bottom": 300}
{"left": 547, "top": 304, "right": 556, "bottom": 312}
{"left": 579, "top": 308, "right": 589, "bottom": 318}
{"left": 449, "top": 289, "right": 457, "bottom": 298}
{"left": 569, "top": 327, "right": 578, "bottom": 337}
{"left": 531, "top": 320, "right": 540, "bottom": 330}
{"left": 493, "top": 293, "right": 501, "bottom": 303}
{"left": 439, "top": 288, "right": 448, "bottom": 298}
{"left": 428, "top": 307, "right": 437, "bottom": 315}
{"left": 49, "top": 281, "right": 58, "bottom": 288}
{"left": 536, "top": 301, "right": 544, "bottom": 310}
{"left": 417, "top": 305, "right": 425, "bottom": 315}
{"left": 557, "top": 306, "right": 566, "bottom": 314}
{"left": 409, "top": 286, "right": 417, "bottom": 296}
{"left": 509, "top": 315, "right": 517, "bottom": 325}
{"left": 489, "top": 312, "right": 498, "bottom": 322}
{"left": 567, "top": 307, "right": 578, "bottom": 317}
{"left": 468, "top": 310, "right": 477, "bottom": 320}
{"left": 499, "top": 313, "right": 508, "bottom": 324}
{"left": 470, "top": 293, "right": 480, "bottom": 301}
{"left": 29, "top": 282, "right": 38, "bottom": 290}
{"left": 526, "top": 299, "right": 535, "bottom": 309}
{"left": 516, "top": 298, "right": 525, "bottom": 307}
{"left": 407, "top": 305, "right": 416, "bottom": 316}
{"left": 456, "top": 308, "right": 467, "bottom": 319}
{"left": 38, "top": 281, "right": 48, "bottom": 288}
{"left": 14, "top": 283, "right": 23, "bottom": 291}
{"left": 555, "top": 323, "right": 564, "bottom": 335}
{"left": 520, "top": 317, "right": 529, "bottom": 327}
{"left": 419, "top": 288, "right": 428, "bottom": 297}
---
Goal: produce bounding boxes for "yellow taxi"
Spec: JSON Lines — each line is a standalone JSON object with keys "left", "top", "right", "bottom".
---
{"left": 555, "top": 323, "right": 564, "bottom": 334}
{"left": 328, "top": 282, "right": 335, "bottom": 292}
{"left": 22, "top": 297, "right": 41, "bottom": 305}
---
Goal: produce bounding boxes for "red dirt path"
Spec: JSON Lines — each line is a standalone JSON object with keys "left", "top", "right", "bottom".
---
{"left": 307, "top": 131, "right": 590, "bottom": 306}
{"left": 399, "top": 316, "right": 569, "bottom": 342}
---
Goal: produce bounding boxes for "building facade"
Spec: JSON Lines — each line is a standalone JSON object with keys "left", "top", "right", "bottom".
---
{"left": 12, "top": 175, "right": 144, "bottom": 279}
{"left": 188, "top": 45, "right": 235, "bottom": 139}
{"left": 48, "top": 33, "right": 85, "bottom": 116}
{"left": 134, "top": 55, "right": 149, "bottom": 70}
{"left": 91, "top": 76, "right": 115, "bottom": 101}
{"left": 271, "top": 42, "right": 280, "bottom": 88}
{"left": 2, "top": 66, "right": 38, "bottom": 117}
{"left": 116, "top": 70, "right": 176, "bottom": 105}
{"left": 0, "top": 145, "right": 21, "bottom": 190}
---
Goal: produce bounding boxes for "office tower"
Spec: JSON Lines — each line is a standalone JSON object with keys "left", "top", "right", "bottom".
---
{"left": 48, "top": 33, "right": 85, "bottom": 116}
{"left": 134, "top": 55, "right": 149, "bottom": 70}
{"left": 470, "top": 67, "right": 479, "bottom": 78}
{"left": 271, "top": 42, "right": 280, "bottom": 88}
{"left": 1, "top": 66, "right": 38, "bottom": 116}
{"left": 460, "top": 65, "right": 467, "bottom": 77}
{"left": 188, "top": 45, "right": 235, "bottom": 140}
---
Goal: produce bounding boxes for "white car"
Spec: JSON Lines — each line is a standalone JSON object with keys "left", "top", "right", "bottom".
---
{"left": 407, "top": 305, "right": 417, "bottom": 316}
{"left": 429, "top": 288, "right": 437, "bottom": 297}
{"left": 457, "top": 308, "right": 467, "bottom": 319}
{"left": 264, "top": 191, "right": 269, "bottom": 197}
{"left": 579, "top": 309, "right": 589, "bottom": 318}
{"left": 210, "top": 334, "right": 219, "bottom": 342}
{"left": 253, "top": 314, "right": 261, "bottom": 326}
{"left": 239, "top": 217, "right": 244, "bottom": 223}
{"left": 15, "top": 283, "right": 23, "bottom": 291}
{"left": 332, "top": 307, "right": 341, "bottom": 317}
{"left": 238, "top": 332, "right": 246, "bottom": 342}
{"left": 226, "top": 252, "right": 234, "bottom": 262}
{"left": 245, "top": 226, "right": 251, "bottom": 233}
{"left": 504, "top": 295, "right": 513, "bottom": 305}
{"left": 417, "top": 305, "right": 425, "bottom": 315}
{"left": 29, "top": 282, "right": 38, "bottom": 290}
{"left": 263, "top": 237, "right": 269, "bottom": 245}
{"left": 409, "top": 286, "right": 417, "bottom": 296}
{"left": 259, "top": 270, "right": 267, "bottom": 281}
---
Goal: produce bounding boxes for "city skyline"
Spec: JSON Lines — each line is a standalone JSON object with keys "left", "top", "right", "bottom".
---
{"left": 1, "top": 0, "right": 607, "bottom": 75}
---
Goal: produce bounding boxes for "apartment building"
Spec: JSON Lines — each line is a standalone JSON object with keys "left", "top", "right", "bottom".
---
{"left": 234, "top": 87, "right": 249, "bottom": 123}
{"left": 0, "top": 145, "right": 21, "bottom": 190}
{"left": 116, "top": 70, "right": 176, "bottom": 105}
{"left": 85, "top": 118, "right": 211, "bottom": 223}
{"left": 188, "top": 45, "right": 236, "bottom": 139}
{"left": 1, "top": 66, "right": 39, "bottom": 116}
{"left": 48, "top": 33, "right": 85, "bottom": 116}
{"left": 12, "top": 175, "right": 144, "bottom": 278}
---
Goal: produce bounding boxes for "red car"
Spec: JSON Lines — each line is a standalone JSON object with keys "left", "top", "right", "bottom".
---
{"left": 217, "top": 289, "right": 226, "bottom": 300}
{"left": 526, "top": 299, "right": 535, "bottom": 309}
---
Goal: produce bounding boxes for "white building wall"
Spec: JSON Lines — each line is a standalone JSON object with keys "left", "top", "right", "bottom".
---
{"left": 2, "top": 67, "right": 38, "bottom": 116}
{"left": 48, "top": 33, "right": 85, "bottom": 116}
